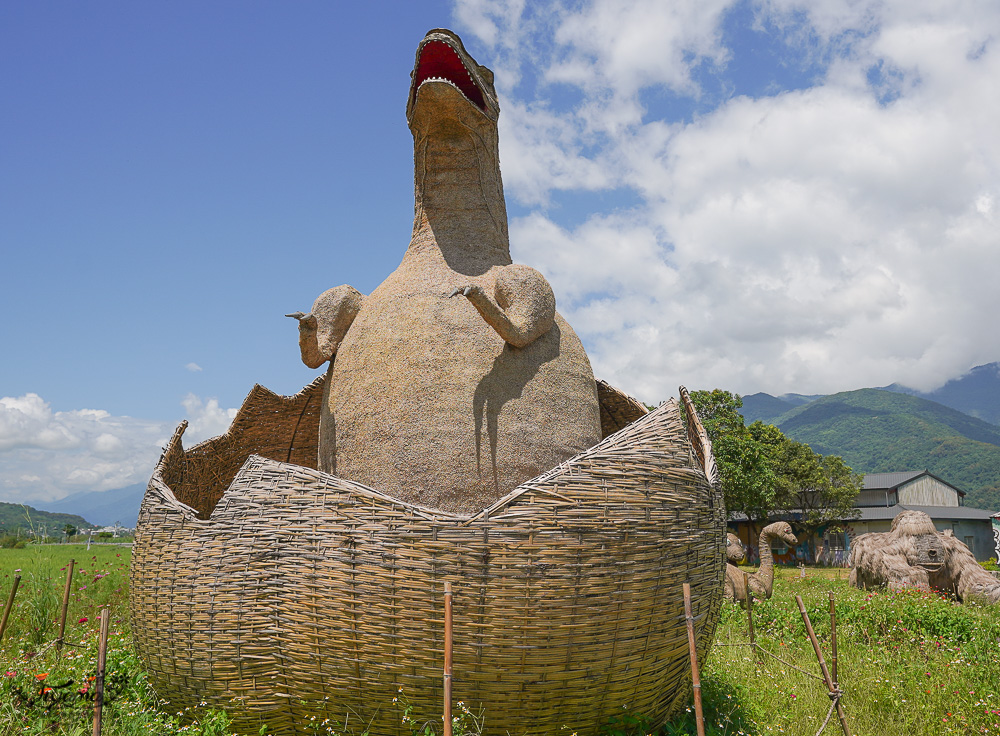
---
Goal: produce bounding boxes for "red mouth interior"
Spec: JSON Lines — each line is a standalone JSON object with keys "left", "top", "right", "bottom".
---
{"left": 412, "top": 40, "right": 486, "bottom": 112}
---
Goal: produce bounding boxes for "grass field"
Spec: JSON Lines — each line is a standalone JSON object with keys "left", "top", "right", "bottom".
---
{"left": 2, "top": 548, "right": 999, "bottom": 735}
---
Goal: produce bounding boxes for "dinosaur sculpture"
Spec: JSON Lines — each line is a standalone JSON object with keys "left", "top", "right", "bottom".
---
{"left": 849, "top": 510, "right": 1000, "bottom": 603}
{"left": 726, "top": 532, "right": 745, "bottom": 563}
{"left": 724, "top": 522, "right": 798, "bottom": 604}
{"left": 289, "top": 28, "right": 601, "bottom": 514}
{"left": 130, "top": 28, "right": 726, "bottom": 736}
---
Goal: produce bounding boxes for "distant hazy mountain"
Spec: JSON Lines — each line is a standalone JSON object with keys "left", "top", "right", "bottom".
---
{"left": 882, "top": 362, "right": 1000, "bottom": 426}
{"left": 43, "top": 483, "right": 146, "bottom": 528}
{"left": 0, "top": 502, "right": 92, "bottom": 535}
{"left": 740, "top": 392, "right": 822, "bottom": 423}
{"left": 756, "top": 388, "right": 1000, "bottom": 511}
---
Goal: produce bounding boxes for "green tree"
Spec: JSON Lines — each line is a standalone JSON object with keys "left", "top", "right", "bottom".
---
{"left": 689, "top": 390, "right": 781, "bottom": 533}
{"left": 62, "top": 523, "right": 77, "bottom": 541}
{"left": 691, "top": 389, "right": 863, "bottom": 551}
{"left": 772, "top": 439, "right": 861, "bottom": 556}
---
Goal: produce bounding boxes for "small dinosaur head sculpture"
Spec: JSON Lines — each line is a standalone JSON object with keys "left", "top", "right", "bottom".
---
{"left": 764, "top": 521, "right": 799, "bottom": 549}
{"left": 407, "top": 28, "right": 500, "bottom": 135}
{"left": 726, "top": 533, "right": 745, "bottom": 563}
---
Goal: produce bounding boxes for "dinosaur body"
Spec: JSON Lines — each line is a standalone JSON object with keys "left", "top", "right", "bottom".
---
{"left": 724, "top": 522, "right": 798, "bottom": 604}
{"left": 293, "top": 29, "right": 601, "bottom": 513}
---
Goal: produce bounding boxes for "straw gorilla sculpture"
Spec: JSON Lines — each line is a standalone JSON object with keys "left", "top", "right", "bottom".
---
{"left": 849, "top": 510, "right": 1000, "bottom": 603}
{"left": 131, "top": 28, "right": 725, "bottom": 736}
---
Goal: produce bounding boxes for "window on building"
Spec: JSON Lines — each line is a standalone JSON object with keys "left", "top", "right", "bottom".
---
{"left": 826, "top": 531, "right": 847, "bottom": 551}
{"left": 964, "top": 536, "right": 975, "bottom": 554}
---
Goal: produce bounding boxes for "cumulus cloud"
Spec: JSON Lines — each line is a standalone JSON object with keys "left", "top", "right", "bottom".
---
{"left": 181, "top": 394, "right": 238, "bottom": 444}
{"left": 0, "top": 393, "right": 238, "bottom": 505}
{"left": 455, "top": 0, "right": 1000, "bottom": 401}
{"left": 185, "top": 362, "right": 203, "bottom": 372}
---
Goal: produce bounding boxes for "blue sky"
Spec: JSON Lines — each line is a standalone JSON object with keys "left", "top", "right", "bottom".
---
{"left": 3, "top": 0, "right": 999, "bottom": 504}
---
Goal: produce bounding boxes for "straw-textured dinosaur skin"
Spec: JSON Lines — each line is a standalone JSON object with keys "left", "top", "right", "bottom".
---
{"left": 293, "top": 29, "right": 601, "bottom": 514}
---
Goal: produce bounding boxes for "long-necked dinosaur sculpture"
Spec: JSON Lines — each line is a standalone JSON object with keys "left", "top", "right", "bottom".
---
{"left": 724, "top": 521, "right": 798, "bottom": 604}
{"left": 130, "top": 28, "right": 725, "bottom": 735}
{"left": 288, "top": 28, "right": 601, "bottom": 514}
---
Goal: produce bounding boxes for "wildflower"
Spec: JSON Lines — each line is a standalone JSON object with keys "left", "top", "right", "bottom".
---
{"left": 34, "top": 673, "right": 48, "bottom": 681}
{"left": 78, "top": 617, "right": 88, "bottom": 623}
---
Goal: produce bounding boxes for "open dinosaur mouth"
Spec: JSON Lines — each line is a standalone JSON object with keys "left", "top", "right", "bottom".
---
{"left": 412, "top": 39, "right": 487, "bottom": 113}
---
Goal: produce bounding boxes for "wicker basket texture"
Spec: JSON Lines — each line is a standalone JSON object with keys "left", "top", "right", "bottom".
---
{"left": 131, "top": 379, "right": 724, "bottom": 736}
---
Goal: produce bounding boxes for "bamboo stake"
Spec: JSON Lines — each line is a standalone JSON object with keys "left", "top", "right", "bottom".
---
{"left": 796, "top": 595, "right": 851, "bottom": 736}
{"left": 93, "top": 607, "right": 111, "bottom": 736}
{"left": 743, "top": 572, "right": 759, "bottom": 661}
{"left": 682, "top": 583, "right": 706, "bottom": 736}
{"left": 829, "top": 591, "right": 839, "bottom": 686}
{"left": 57, "top": 558, "right": 75, "bottom": 653}
{"left": 443, "top": 582, "right": 453, "bottom": 736}
{"left": 0, "top": 575, "right": 21, "bottom": 643}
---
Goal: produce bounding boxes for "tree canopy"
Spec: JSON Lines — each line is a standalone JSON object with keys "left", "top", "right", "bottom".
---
{"left": 689, "top": 389, "right": 862, "bottom": 533}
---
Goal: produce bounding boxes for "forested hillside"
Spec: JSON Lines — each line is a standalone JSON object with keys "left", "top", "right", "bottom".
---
{"left": 0, "top": 502, "right": 92, "bottom": 536}
{"left": 745, "top": 389, "right": 1000, "bottom": 511}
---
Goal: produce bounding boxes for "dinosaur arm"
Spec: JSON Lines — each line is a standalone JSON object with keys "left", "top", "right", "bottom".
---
{"left": 450, "top": 264, "right": 555, "bottom": 348}
{"left": 288, "top": 285, "right": 365, "bottom": 369}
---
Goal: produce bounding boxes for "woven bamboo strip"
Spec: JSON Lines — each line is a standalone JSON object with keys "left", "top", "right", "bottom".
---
{"left": 131, "top": 380, "right": 724, "bottom": 736}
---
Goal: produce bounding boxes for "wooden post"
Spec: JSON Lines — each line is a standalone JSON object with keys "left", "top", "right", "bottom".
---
{"left": 796, "top": 595, "right": 851, "bottom": 736}
{"left": 743, "top": 572, "right": 759, "bottom": 660}
{"left": 443, "top": 582, "right": 453, "bottom": 736}
{"left": 682, "top": 583, "right": 706, "bottom": 736}
{"left": 829, "top": 591, "right": 839, "bottom": 686}
{"left": 56, "top": 558, "right": 75, "bottom": 653}
{"left": 92, "top": 607, "right": 111, "bottom": 736}
{"left": 0, "top": 575, "right": 21, "bottom": 643}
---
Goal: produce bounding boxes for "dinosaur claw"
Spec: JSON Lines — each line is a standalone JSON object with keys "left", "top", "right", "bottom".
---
{"left": 285, "top": 312, "right": 306, "bottom": 320}
{"left": 463, "top": 286, "right": 473, "bottom": 296}
{"left": 448, "top": 287, "right": 463, "bottom": 298}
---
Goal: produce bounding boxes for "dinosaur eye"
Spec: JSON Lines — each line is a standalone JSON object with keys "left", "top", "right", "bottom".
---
{"left": 928, "top": 550, "right": 937, "bottom": 557}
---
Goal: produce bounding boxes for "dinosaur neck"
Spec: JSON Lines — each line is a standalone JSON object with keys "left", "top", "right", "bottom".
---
{"left": 409, "top": 123, "right": 511, "bottom": 274}
{"left": 756, "top": 530, "right": 777, "bottom": 596}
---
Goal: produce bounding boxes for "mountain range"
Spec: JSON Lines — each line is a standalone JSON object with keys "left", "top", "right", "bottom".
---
{"left": 44, "top": 483, "right": 146, "bottom": 528}
{"left": 22, "top": 362, "right": 1000, "bottom": 525}
{"left": 741, "top": 362, "right": 1000, "bottom": 512}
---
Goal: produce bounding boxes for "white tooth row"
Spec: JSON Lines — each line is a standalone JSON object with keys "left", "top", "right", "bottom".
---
{"left": 418, "top": 77, "right": 475, "bottom": 105}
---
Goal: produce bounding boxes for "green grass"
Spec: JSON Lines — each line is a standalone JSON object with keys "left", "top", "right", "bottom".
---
{"left": 3, "top": 551, "right": 999, "bottom": 735}
{"left": 670, "top": 567, "right": 1000, "bottom": 736}
{"left": 0, "top": 544, "right": 235, "bottom": 735}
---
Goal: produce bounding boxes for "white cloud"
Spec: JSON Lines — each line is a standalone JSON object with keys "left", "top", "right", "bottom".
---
{"left": 0, "top": 393, "right": 239, "bottom": 505}
{"left": 455, "top": 0, "right": 1000, "bottom": 400}
{"left": 185, "top": 362, "right": 203, "bottom": 372}
{"left": 181, "top": 394, "right": 238, "bottom": 444}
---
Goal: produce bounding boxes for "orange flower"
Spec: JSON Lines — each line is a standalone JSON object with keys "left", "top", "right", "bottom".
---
{"left": 34, "top": 673, "right": 48, "bottom": 681}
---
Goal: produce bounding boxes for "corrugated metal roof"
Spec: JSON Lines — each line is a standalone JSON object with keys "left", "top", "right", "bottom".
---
{"left": 731, "top": 504, "right": 998, "bottom": 523}
{"left": 851, "top": 504, "right": 996, "bottom": 522}
{"left": 862, "top": 470, "right": 966, "bottom": 497}
{"left": 862, "top": 470, "right": 926, "bottom": 490}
